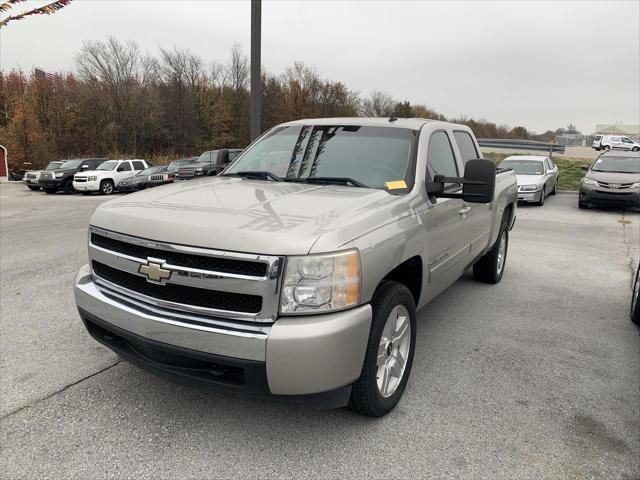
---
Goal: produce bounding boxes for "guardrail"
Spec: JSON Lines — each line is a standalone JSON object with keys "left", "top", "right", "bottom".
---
{"left": 478, "top": 139, "right": 565, "bottom": 155}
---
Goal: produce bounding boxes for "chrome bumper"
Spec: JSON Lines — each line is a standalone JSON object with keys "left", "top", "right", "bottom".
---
{"left": 517, "top": 190, "right": 542, "bottom": 202}
{"left": 74, "top": 264, "right": 372, "bottom": 395}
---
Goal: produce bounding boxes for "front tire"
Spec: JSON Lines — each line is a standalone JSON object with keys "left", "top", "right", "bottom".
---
{"left": 474, "top": 216, "right": 509, "bottom": 284}
{"left": 578, "top": 200, "right": 588, "bottom": 209}
{"left": 631, "top": 264, "right": 640, "bottom": 326}
{"left": 536, "top": 187, "right": 546, "bottom": 206}
{"left": 551, "top": 181, "right": 557, "bottom": 195}
{"left": 27, "top": 186, "right": 40, "bottom": 191}
{"left": 44, "top": 188, "right": 57, "bottom": 194}
{"left": 100, "top": 180, "right": 114, "bottom": 195}
{"left": 349, "top": 281, "right": 417, "bottom": 417}
{"left": 63, "top": 179, "right": 75, "bottom": 194}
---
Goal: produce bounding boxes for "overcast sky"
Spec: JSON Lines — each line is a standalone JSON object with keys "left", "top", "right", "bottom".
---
{"left": 1, "top": 0, "right": 639, "bottom": 134}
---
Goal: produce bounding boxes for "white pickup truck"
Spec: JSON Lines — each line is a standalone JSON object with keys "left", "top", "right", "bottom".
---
{"left": 73, "top": 159, "right": 150, "bottom": 195}
{"left": 75, "top": 118, "right": 518, "bottom": 416}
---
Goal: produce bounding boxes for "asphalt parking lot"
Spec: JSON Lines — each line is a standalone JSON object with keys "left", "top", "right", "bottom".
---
{"left": 1, "top": 183, "right": 639, "bottom": 479}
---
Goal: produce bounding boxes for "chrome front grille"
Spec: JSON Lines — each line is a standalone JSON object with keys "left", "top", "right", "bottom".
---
{"left": 75, "top": 177, "right": 87, "bottom": 182}
{"left": 596, "top": 181, "right": 634, "bottom": 189}
{"left": 26, "top": 173, "right": 38, "bottom": 180}
{"left": 88, "top": 226, "right": 283, "bottom": 323}
{"left": 177, "top": 167, "right": 195, "bottom": 178}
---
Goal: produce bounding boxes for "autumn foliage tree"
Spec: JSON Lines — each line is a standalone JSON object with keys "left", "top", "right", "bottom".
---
{"left": 0, "top": 36, "right": 555, "bottom": 170}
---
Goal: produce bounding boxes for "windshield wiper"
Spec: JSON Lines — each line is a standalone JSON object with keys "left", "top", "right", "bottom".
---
{"left": 286, "top": 176, "right": 368, "bottom": 188}
{"left": 227, "top": 171, "right": 283, "bottom": 182}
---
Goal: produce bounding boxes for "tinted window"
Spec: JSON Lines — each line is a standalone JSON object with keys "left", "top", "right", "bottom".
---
{"left": 228, "top": 151, "right": 240, "bottom": 161}
{"left": 118, "top": 162, "right": 132, "bottom": 172}
{"left": 427, "top": 131, "right": 459, "bottom": 190}
{"left": 453, "top": 131, "right": 479, "bottom": 164}
{"left": 59, "top": 160, "right": 83, "bottom": 170}
{"left": 225, "top": 125, "right": 416, "bottom": 191}
{"left": 132, "top": 161, "right": 145, "bottom": 170}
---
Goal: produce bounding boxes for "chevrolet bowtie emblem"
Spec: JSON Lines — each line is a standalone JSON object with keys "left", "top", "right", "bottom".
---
{"left": 138, "top": 260, "right": 171, "bottom": 283}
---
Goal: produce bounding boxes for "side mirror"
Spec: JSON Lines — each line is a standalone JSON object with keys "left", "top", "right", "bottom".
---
{"left": 81, "top": 165, "right": 89, "bottom": 171}
{"left": 117, "top": 165, "right": 126, "bottom": 172}
{"left": 426, "top": 159, "right": 495, "bottom": 204}
{"left": 581, "top": 165, "right": 589, "bottom": 172}
{"left": 546, "top": 169, "right": 554, "bottom": 175}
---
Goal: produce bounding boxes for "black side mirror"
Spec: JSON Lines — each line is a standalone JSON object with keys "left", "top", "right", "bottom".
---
{"left": 580, "top": 165, "right": 589, "bottom": 172}
{"left": 426, "top": 159, "right": 496, "bottom": 204}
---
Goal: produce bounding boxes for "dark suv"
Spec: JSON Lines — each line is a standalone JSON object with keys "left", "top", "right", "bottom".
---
{"left": 176, "top": 149, "right": 243, "bottom": 179}
{"left": 39, "top": 158, "right": 107, "bottom": 194}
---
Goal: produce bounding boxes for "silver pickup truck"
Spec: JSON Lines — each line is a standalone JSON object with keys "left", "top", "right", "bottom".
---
{"left": 75, "top": 118, "right": 517, "bottom": 416}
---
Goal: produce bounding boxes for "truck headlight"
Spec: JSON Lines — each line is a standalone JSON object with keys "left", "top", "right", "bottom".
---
{"left": 87, "top": 175, "right": 98, "bottom": 182}
{"left": 55, "top": 172, "right": 64, "bottom": 178}
{"left": 630, "top": 182, "right": 640, "bottom": 189}
{"left": 280, "top": 249, "right": 361, "bottom": 314}
{"left": 583, "top": 178, "right": 598, "bottom": 186}
{"left": 519, "top": 184, "right": 538, "bottom": 191}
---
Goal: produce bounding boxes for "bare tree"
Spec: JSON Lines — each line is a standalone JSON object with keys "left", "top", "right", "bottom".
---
{"left": 227, "top": 43, "right": 249, "bottom": 92}
{"left": 360, "top": 90, "right": 395, "bottom": 117}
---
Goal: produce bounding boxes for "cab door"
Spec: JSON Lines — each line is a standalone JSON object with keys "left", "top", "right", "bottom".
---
{"left": 420, "top": 130, "right": 471, "bottom": 297}
{"left": 452, "top": 130, "right": 493, "bottom": 260}
{"left": 115, "top": 161, "right": 133, "bottom": 184}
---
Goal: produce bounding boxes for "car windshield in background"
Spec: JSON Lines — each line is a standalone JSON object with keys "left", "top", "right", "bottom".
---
{"left": 592, "top": 156, "right": 640, "bottom": 174}
{"left": 97, "top": 161, "right": 118, "bottom": 171}
{"left": 59, "top": 160, "right": 83, "bottom": 170}
{"left": 139, "top": 166, "right": 161, "bottom": 175}
{"left": 224, "top": 125, "right": 416, "bottom": 191}
{"left": 45, "top": 162, "right": 64, "bottom": 170}
{"left": 499, "top": 160, "right": 544, "bottom": 175}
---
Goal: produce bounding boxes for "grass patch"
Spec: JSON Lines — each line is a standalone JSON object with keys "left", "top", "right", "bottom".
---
{"left": 483, "top": 152, "right": 591, "bottom": 191}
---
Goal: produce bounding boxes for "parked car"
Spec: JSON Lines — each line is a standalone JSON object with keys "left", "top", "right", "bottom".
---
{"left": 631, "top": 263, "right": 640, "bottom": 326}
{"left": 166, "top": 158, "right": 197, "bottom": 179}
{"left": 592, "top": 135, "right": 640, "bottom": 151}
{"left": 578, "top": 151, "right": 640, "bottom": 209}
{"left": 39, "top": 158, "right": 107, "bottom": 194}
{"left": 146, "top": 166, "right": 173, "bottom": 188}
{"left": 118, "top": 166, "right": 169, "bottom": 193}
{"left": 176, "top": 149, "right": 243, "bottom": 180}
{"left": 23, "top": 161, "right": 65, "bottom": 191}
{"left": 74, "top": 118, "right": 518, "bottom": 417}
{"left": 73, "top": 159, "right": 151, "bottom": 195}
{"left": 498, "top": 155, "right": 558, "bottom": 206}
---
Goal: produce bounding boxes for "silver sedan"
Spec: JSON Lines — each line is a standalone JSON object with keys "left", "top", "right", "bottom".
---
{"left": 498, "top": 155, "right": 559, "bottom": 206}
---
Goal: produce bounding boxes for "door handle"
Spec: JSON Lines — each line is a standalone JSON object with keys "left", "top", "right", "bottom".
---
{"left": 459, "top": 206, "right": 471, "bottom": 216}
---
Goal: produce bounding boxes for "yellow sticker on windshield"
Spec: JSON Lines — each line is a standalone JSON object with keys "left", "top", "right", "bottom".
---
{"left": 385, "top": 180, "right": 407, "bottom": 190}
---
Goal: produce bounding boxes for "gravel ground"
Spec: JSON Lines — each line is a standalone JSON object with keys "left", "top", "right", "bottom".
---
{"left": 1, "top": 183, "right": 638, "bottom": 479}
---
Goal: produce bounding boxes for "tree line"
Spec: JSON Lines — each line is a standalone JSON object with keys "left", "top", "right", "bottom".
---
{"left": 0, "top": 37, "right": 577, "bottom": 169}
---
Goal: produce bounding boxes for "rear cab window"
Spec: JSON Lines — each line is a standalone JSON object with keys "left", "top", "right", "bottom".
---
{"left": 453, "top": 130, "right": 479, "bottom": 165}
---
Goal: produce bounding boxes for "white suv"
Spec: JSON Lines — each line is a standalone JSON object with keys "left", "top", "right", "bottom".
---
{"left": 592, "top": 134, "right": 640, "bottom": 151}
{"left": 73, "top": 159, "right": 150, "bottom": 195}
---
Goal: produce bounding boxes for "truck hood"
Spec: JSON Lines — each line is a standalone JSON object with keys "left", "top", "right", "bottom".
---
{"left": 90, "top": 176, "right": 401, "bottom": 255}
{"left": 514, "top": 174, "right": 545, "bottom": 186}
{"left": 585, "top": 170, "right": 640, "bottom": 183}
{"left": 76, "top": 169, "right": 110, "bottom": 177}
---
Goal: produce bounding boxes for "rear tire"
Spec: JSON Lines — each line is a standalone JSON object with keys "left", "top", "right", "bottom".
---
{"left": 349, "top": 281, "right": 416, "bottom": 417}
{"left": 100, "top": 179, "right": 114, "bottom": 195}
{"left": 473, "top": 215, "right": 509, "bottom": 284}
{"left": 27, "top": 186, "right": 40, "bottom": 191}
{"left": 604, "top": 145, "right": 610, "bottom": 150}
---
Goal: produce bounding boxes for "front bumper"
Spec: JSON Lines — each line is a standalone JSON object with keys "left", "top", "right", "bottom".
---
{"left": 39, "top": 179, "right": 63, "bottom": 189}
{"left": 73, "top": 180, "right": 100, "bottom": 192}
{"left": 579, "top": 187, "right": 640, "bottom": 207}
{"left": 24, "top": 178, "right": 39, "bottom": 186}
{"left": 74, "top": 264, "right": 371, "bottom": 401}
{"left": 517, "top": 189, "right": 542, "bottom": 202}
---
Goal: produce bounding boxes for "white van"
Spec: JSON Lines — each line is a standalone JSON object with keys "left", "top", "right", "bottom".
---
{"left": 592, "top": 134, "right": 640, "bottom": 151}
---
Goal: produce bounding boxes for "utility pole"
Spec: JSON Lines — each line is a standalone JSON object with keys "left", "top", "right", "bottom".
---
{"left": 250, "top": 0, "right": 261, "bottom": 141}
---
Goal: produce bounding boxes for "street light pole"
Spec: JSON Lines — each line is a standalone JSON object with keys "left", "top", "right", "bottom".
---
{"left": 250, "top": 0, "right": 261, "bottom": 141}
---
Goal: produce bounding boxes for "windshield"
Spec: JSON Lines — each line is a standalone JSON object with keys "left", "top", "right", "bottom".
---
{"left": 138, "top": 166, "right": 162, "bottom": 175}
{"left": 224, "top": 125, "right": 416, "bottom": 191}
{"left": 197, "top": 151, "right": 217, "bottom": 163}
{"left": 59, "top": 160, "right": 83, "bottom": 170}
{"left": 499, "top": 160, "right": 544, "bottom": 175}
{"left": 45, "top": 161, "right": 64, "bottom": 170}
{"left": 592, "top": 156, "right": 640, "bottom": 174}
{"left": 97, "top": 161, "right": 118, "bottom": 171}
